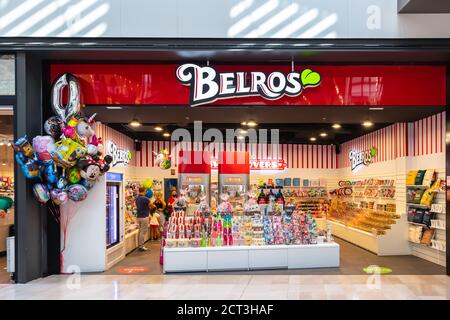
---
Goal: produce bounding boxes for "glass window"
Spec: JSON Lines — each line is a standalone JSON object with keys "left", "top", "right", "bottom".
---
{"left": 0, "top": 55, "right": 15, "bottom": 95}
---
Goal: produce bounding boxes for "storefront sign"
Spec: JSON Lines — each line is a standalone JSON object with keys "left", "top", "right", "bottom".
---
{"left": 106, "top": 141, "right": 132, "bottom": 167}
{"left": 349, "top": 147, "right": 377, "bottom": 171}
{"left": 176, "top": 63, "right": 321, "bottom": 106}
{"left": 211, "top": 159, "right": 286, "bottom": 171}
{"left": 50, "top": 64, "right": 446, "bottom": 107}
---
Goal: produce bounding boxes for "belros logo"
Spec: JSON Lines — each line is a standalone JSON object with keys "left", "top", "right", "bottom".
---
{"left": 176, "top": 63, "right": 321, "bottom": 107}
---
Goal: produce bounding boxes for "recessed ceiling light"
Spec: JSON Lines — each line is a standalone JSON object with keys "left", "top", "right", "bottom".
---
{"left": 320, "top": 132, "right": 328, "bottom": 137}
{"left": 369, "top": 107, "right": 384, "bottom": 111}
{"left": 247, "top": 120, "right": 257, "bottom": 127}
{"left": 362, "top": 121, "right": 374, "bottom": 127}
{"left": 154, "top": 126, "right": 163, "bottom": 131}
{"left": 310, "top": 137, "right": 317, "bottom": 142}
{"left": 129, "top": 119, "right": 141, "bottom": 127}
{"left": 332, "top": 124, "right": 341, "bottom": 129}
{"left": 106, "top": 106, "right": 123, "bottom": 110}
{"left": 163, "top": 132, "right": 171, "bottom": 137}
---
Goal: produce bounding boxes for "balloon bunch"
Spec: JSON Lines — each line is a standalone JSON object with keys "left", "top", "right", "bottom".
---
{"left": 154, "top": 149, "right": 171, "bottom": 170}
{"left": 11, "top": 73, "right": 112, "bottom": 208}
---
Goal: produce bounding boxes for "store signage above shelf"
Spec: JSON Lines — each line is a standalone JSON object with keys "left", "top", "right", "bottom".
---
{"left": 106, "top": 141, "right": 132, "bottom": 167}
{"left": 210, "top": 158, "right": 287, "bottom": 171}
{"left": 176, "top": 63, "right": 321, "bottom": 107}
{"left": 349, "top": 147, "right": 377, "bottom": 172}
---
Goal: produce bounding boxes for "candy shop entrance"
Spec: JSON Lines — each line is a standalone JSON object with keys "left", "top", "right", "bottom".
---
{"left": 7, "top": 39, "right": 450, "bottom": 283}
{"left": 45, "top": 61, "right": 448, "bottom": 277}
{"left": 85, "top": 102, "right": 447, "bottom": 276}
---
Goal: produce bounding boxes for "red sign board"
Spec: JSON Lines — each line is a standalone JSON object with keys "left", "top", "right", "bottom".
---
{"left": 211, "top": 158, "right": 287, "bottom": 171}
{"left": 50, "top": 64, "right": 446, "bottom": 106}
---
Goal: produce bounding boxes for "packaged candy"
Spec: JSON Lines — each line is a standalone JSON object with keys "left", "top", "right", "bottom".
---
{"left": 406, "top": 170, "right": 418, "bottom": 185}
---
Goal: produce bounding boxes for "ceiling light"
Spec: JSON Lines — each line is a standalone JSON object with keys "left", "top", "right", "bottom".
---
{"left": 237, "top": 135, "right": 245, "bottom": 140}
{"left": 154, "top": 126, "right": 163, "bottom": 131}
{"left": 1, "top": 162, "right": 5, "bottom": 166}
{"left": 106, "top": 106, "right": 123, "bottom": 110}
{"left": 239, "top": 129, "right": 248, "bottom": 134}
{"left": 320, "top": 132, "right": 328, "bottom": 137}
{"left": 163, "top": 132, "right": 171, "bottom": 137}
{"left": 241, "top": 121, "right": 247, "bottom": 126}
{"left": 362, "top": 121, "right": 373, "bottom": 127}
{"left": 332, "top": 124, "right": 341, "bottom": 129}
{"left": 129, "top": 119, "right": 141, "bottom": 127}
{"left": 310, "top": 137, "right": 317, "bottom": 142}
{"left": 369, "top": 107, "right": 384, "bottom": 111}
{"left": 247, "top": 120, "right": 257, "bottom": 127}
{"left": 7, "top": 143, "right": 11, "bottom": 147}
{"left": 0, "top": 142, "right": 4, "bottom": 146}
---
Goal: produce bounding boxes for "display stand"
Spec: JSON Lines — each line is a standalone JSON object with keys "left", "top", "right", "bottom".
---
{"left": 163, "top": 243, "right": 339, "bottom": 273}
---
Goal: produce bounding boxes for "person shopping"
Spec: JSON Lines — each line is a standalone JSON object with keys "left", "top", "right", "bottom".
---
{"left": 152, "top": 191, "right": 167, "bottom": 233}
{"left": 135, "top": 186, "right": 151, "bottom": 251}
{"left": 149, "top": 206, "right": 160, "bottom": 240}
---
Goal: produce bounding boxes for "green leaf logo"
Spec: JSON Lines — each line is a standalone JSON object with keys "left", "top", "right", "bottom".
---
{"left": 301, "top": 69, "right": 321, "bottom": 87}
{"left": 370, "top": 147, "right": 377, "bottom": 157}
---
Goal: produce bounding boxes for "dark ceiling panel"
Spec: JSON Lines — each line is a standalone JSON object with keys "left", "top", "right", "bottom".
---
{"left": 90, "top": 105, "right": 445, "bottom": 144}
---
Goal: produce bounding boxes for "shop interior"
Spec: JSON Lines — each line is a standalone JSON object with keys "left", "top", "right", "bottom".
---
{"left": 79, "top": 102, "right": 446, "bottom": 275}
{"left": 0, "top": 110, "right": 14, "bottom": 282}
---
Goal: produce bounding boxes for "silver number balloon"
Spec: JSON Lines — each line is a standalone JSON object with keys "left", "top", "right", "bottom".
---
{"left": 51, "top": 73, "right": 81, "bottom": 122}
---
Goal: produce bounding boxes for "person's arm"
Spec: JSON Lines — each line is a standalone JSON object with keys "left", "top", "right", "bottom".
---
{"left": 160, "top": 199, "right": 166, "bottom": 211}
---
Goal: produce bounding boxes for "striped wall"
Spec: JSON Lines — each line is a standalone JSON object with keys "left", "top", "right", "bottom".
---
{"left": 135, "top": 141, "right": 338, "bottom": 170}
{"left": 94, "top": 123, "right": 136, "bottom": 165}
{"left": 338, "top": 112, "right": 446, "bottom": 168}
{"left": 408, "top": 112, "right": 446, "bottom": 157}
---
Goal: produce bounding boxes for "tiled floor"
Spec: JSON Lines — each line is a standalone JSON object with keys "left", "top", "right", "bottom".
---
{"left": 104, "top": 237, "right": 446, "bottom": 276}
{"left": 0, "top": 274, "right": 448, "bottom": 300}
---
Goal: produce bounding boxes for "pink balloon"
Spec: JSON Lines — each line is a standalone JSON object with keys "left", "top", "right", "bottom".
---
{"left": 63, "top": 126, "right": 76, "bottom": 139}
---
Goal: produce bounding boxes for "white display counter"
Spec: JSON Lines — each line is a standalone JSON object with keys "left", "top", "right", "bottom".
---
{"left": 163, "top": 242, "right": 340, "bottom": 273}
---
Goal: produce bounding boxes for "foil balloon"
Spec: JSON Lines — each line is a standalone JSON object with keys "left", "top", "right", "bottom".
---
{"left": 154, "top": 149, "right": 171, "bottom": 170}
{"left": 67, "top": 184, "right": 88, "bottom": 202}
{"left": 68, "top": 167, "right": 81, "bottom": 184}
{"left": 32, "top": 135, "right": 54, "bottom": 162}
{"left": 62, "top": 126, "right": 76, "bottom": 139}
{"left": 50, "top": 189, "right": 68, "bottom": 205}
{"left": 51, "top": 73, "right": 81, "bottom": 122}
{"left": 44, "top": 116, "right": 63, "bottom": 138}
{"left": 41, "top": 161, "right": 58, "bottom": 188}
{"left": 33, "top": 183, "right": 50, "bottom": 203}
{"left": 80, "top": 178, "right": 95, "bottom": 190}
{"left": 12, "top": 135, "right": 35, "bottom": 159}
{"left": 16, "top": 154, "right": 40, "bottom": 179}
{"left": 56, "top": 177, "right": 69, "bottom": 190}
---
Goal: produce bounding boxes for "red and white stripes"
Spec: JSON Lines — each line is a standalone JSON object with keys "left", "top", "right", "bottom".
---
{"left": 136, "top": 141, "right": 337, "bottom": 169}
{"left": 95, "top": 123, "right": 136, "bottom": 165}
{"left": 338, "top": 112, "right": 446, "bottom": 168}
{"left": 408, "top": 112, "right": 445, "bottom": 156}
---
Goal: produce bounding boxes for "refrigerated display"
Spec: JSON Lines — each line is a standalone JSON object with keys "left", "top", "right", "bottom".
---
{"left": 178, "top": 151, "right": 211, "bottom": 215}
{"left": 105, "top": 172, "right": 124, "bottom": 249}
{"left": 218, "top": 151, "right": 250, "bottom": 213}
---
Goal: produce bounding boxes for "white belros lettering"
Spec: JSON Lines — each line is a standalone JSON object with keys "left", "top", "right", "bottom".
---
{"left": 349, "top": 147, "right": 377, "bottom": 171}
{"left": 176, "top": 63, "right": 321, "bottom": 106}
{"left": 107, "top": 141, "right": 131, "bottom": 167}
